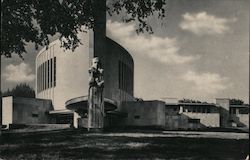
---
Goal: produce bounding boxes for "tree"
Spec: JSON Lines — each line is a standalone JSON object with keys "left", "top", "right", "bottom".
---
{"left": 230, "top": 99, "right": 244, "bottom": 105}
{"left": 2, "top": 83, "right": 35, "bottom": 98}
{"left": 178, "top": 98, "right": 208, "bottom": 104}
{"left": 1, "top": 0, "right": 166, "bottom": 58}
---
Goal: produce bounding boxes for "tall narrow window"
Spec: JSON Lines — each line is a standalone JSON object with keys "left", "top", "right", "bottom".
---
{"left": 47, "top": 60, "right": 50, "bottom": 89}
{"left": 118, "top": 60, "right": 133, "bottom": 95}
{"left": 118, "top": 61, "right": 121, "bottom": 89}
{"left": 124, "top": 63, "right": 126, "bottom": 90}
{"left": 37, "top": 66, "right": 39, "bottom": 92}
{"left": 121, "top": 62, "right": 124, "bottom": 90}
{"left": 43, "top": 62, "right": 45, "bottom": 90}
{"left": 45, "top": 61, "right": 48, "bottom": 89}
{"left": 50, "top": 59, "right": 53, "bottom": 88}
{"left": 42, "top": 63, "right": 44, "bottom": 91}
{"left": 38, "top": 66, "right": 40, "bottom": 92}
{"left": 54, "top": 57, "right": 56, "bottom": 87}
{"left": 207, "top": 107, "right": 211, "bottom": 113}
{"left": 39, "top": 66, "right": 41, "bottom": 92}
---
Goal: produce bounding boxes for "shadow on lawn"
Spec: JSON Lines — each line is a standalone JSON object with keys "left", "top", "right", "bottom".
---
{"left": 0, "top": 129, "right": 249, "bottom": 160}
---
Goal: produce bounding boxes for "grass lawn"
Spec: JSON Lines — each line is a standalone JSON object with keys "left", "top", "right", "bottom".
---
{"left": 0, "top": 129, "right": 249, "bottom": 160}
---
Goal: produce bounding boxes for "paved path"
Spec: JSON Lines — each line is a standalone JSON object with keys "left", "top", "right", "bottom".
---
{"left": 87, "top": 131, "right": 249, "bottom": 139}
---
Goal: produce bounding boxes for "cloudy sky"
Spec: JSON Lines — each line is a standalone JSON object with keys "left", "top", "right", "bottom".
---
{"left": 1, "top": 0, "right": 249, "bottom": 103}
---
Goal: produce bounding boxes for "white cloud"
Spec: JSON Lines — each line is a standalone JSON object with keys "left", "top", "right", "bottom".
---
{"left": 107, "top": 20, "right": 199, "bottom": 65}
{"left": 182, "top": 70, "right": 231, "bottom": 95}
{"left": 180, "top": 12, "right": 236, "bottom": 35}
{"left": 3, "top": 62, "right": 35, "bottom": 82}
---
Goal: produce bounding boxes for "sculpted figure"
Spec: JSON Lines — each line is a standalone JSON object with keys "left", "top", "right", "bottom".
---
{"left": 87, "top": 57, "right": 104, "bottom": 130}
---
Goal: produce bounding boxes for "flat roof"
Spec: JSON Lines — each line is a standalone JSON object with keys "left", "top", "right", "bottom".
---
{"left": 166, "top": 102, "right": 216, "bottom": 106}
{"left": 230, "top": 104, "right": 249, "bottom": 108}
{"left": 49, "top": 109, "right": 73, "bottom": 115}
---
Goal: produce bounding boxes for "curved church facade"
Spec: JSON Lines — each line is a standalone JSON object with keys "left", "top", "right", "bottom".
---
{"left": 35, "top": 32, "right": 134, "bottom": 111}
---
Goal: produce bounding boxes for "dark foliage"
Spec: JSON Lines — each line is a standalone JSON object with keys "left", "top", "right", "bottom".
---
{"left": 135, "top": 97, "right": 144, "bottom": 101}
{"left": 230, "top": 99, "right": 244, "bottom": 105}
{"left": 1, "top": 0, "right": 166, "bottom": 58}
{"left": 2, "top": 83, "right": 35, "bottom": 98}
{"left": 178, "top": 99, "right": 208, "bottom": 104}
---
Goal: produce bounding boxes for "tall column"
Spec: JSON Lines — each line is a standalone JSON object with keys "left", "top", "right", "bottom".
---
{"left": 93, "top": 0, "right": 106, "bottom": 58}
{"left": 89, "top": 0, "right": 106, "bottom": 66}
{"left": 73, "top": 111, "right": 80, "bottom": 128}
{"left": 87, "top": 0, "right": 106, "bottom": 132}
{"left": 216, "top": 98, "right": 230, "bottom": 127}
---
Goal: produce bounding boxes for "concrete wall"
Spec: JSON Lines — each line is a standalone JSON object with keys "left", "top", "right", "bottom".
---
{"left": 165, "top": 113, "right": 220, "bottom": 130}
{"left": 216, "top": 98, "right": 230, "bottom": 127}
{"left": 2, "top": 97, "right": 13, "bottom": 128}
{"left": 120, "top": 101, "right": 165, "bottom": 128}
{"left": 165, "top": 115, "right": 188, "bottom": 130}
{"left": 230, "top": 114, "right": 249, "bottom": 128}
{"left": 105, "top": 38, "right": 134, "bottom": 108}
{"left": 183, "top": 113, "right": 220, "bottom": 127}
{"left": 12, "top": 97, "right": 53, "bottom": 124}
{"left": 238, "top": 114, "right": 249, "bottom": 127}
{"left": 165, "top": 104, "right": 220, "bottom": 130}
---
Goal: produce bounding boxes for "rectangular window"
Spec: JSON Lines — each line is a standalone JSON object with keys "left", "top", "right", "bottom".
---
{"left": 43, "top": 62, "right": 45, "bottom": 90}
{"left": 239, "top": 108, "right": 249, "bottom": 114}
{"left": 118, "top": 60, "right": 133, "bottom": 95}
{"left": 37, "top": 66, "right": 39, "bottom": 92}
{"left": 42, "top": 63, "right": 44, "bottom": 91}
{"left": 50, "top": 59, "right": 53, "bottom": 88}
{"left": 202, "top": 107, "right": 206, "bottom": 113}
{"left": 47, "top": 60, "right": 50, "bottom": 89}
{"left": 37, "top": 67, "right": 39, "bottom": 92}
{"left": 207, "top": 107, "right": 211, "bottom": 113}
{"left": 197, "top": 107, "right": 201, "bottom": 113}
{"left": 37, "top": 66, "right": 41, "bottom": 92}
{"left": 131, "top": 69, "right": 134, "bottom": 95}
{"left": 54, "top": 57, "right": 56, "bottom": 87}
{"left": 125, "top": 65, "right": 129, "bottom": 93}
{"left": 39, "top": 66, "right": 41, "bottom": 92}
{"left": 40, "top": 64, "right": 42, "bottom": 91}
{"left": 130, "top": 68, "right": 133, "bottom": 94}
{"left": 47, "top": 60, "right": 50, "bottom": 88}
{"left": 192, "top": 107, "right": 196, "bottom": 113}
{"left": 39, "top": 65, "right": 41, "bottom": 92}
{"left": 128, "top": 68, "right": 131, "bottom": 93}
{"left": 45, "top": 61, "right": 47, "bottom": 89}
{"left": 121, "top": 62, "right": 124, "bottom": 90}
{"left": 41, "top": 64, "right": 42, "bottom": 91}
{"left": 118, "top": 61, "right": 121, "bottom": 89}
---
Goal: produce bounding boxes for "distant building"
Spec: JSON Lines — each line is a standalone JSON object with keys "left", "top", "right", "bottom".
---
{"left": 2, "top": 96, "right": 249, "bottom": 130}
{"left": 216, "top": 98, "right": 249, "bottom": 128}
{"left": 164, "top": 102, "right": 220, "bottom": 130}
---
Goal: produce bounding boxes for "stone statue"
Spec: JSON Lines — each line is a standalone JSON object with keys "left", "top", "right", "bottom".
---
{"left": 87, "top": 57, "right": 104, "bottom": 131}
